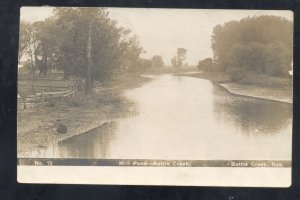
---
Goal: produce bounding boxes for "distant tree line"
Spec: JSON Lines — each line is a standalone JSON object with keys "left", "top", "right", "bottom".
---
{"left": 126, "top": 55, "right": 165, "bottom": 72}
{"left": 171, "top": 48, "right": 187, "bottom": 68}
{"left": 197, "top": 15, "right": 293, "bottom": 78}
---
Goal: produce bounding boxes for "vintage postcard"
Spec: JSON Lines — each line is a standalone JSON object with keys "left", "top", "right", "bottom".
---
{"left": 17, "top": 7, "right": 293, "bottom": 187}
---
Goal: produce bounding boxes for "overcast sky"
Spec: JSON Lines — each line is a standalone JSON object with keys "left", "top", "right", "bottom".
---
{"left": 21, "top": 7, "right": 293, "bottom": 65}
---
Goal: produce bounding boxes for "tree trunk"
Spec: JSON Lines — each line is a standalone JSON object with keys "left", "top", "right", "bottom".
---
{"left": 43, "top": 52, "right": 48, "bottom": 75}
{"left": 29, "top": 46, "right": 35, "bottom": 75}
{"left": 85, "top": 20, "right": 93, "bottom": 95}
{"left": 34, "top": 50, "right": 43, "bottom": 76}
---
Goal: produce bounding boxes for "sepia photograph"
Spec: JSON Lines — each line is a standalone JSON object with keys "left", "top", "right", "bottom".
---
{"left": 17, "top": 7, "right": 293, "bottom": 186}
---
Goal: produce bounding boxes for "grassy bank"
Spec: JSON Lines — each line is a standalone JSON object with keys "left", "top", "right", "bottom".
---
{"left": 177, "top": 71, "right": 292, "bottom": 103}
{"left": 17, "top": 75, "right": 151, "bottom": 156}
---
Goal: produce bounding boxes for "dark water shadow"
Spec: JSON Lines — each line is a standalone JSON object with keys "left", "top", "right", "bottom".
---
{"left": 212, "top": 84, "right": 292, "bottom": 135}
{"left": 57, "top": 122, "right": 118, "bottom": 158}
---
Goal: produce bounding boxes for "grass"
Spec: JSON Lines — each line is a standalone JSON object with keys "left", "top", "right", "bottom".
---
{"left": 63, "top": 90, "right": 125, "bottom": 108}
{"left": 177, "top": 70, "right": 292, "bottom": 87}
{"left": 236, "top": 73, "right": 292, "bottom": 88}
{"left": 176, "top": 70, "right": 292, "bottom": 103}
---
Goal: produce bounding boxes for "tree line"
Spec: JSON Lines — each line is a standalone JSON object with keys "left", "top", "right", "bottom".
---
{"left": 197, "top": 15, "right": 293, "bottom": 78}
{"left": 19, "top": 8, "right": 167, "bottom": 93}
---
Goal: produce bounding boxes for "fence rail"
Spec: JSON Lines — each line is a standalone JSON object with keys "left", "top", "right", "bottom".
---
{"left": 18, "top": 84, "right": 77, "bottom": 109}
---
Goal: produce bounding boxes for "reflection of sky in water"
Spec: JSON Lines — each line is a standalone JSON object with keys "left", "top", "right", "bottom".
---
{"left": 26, "top": 75, "right": 292, "bottom": 160}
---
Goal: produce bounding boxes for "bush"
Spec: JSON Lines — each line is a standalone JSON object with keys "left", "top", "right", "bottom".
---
{"left": 197, "top": 58, "right": 215, "bottom": 71}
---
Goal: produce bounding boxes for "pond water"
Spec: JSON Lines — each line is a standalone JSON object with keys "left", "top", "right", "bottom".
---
{"left": 31, "top": 75, "right": 292, "bottom": 160}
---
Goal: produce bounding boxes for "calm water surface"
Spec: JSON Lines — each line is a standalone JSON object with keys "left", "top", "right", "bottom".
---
{"left": 31, "top": 75, "right": 292, "bottom": 160}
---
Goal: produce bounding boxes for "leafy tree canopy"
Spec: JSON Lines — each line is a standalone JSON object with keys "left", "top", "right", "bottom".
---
{"left": 171, "top": 48, "right": 187, "bottom": 68}
{"left": 19, "top": 8, "right": 144, "bottom": 83}
{"left": 211, "top": 15, "right": 293, "bottom": 77}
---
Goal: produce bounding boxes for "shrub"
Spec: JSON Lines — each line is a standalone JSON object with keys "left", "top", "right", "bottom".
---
{"left": 197, "top": 58, "right": 215, "bottom": 72}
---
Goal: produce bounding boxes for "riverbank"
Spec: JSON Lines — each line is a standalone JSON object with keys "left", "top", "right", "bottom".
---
{"left": 177, "top": 72, "right": 292, "bottom": 104}
{"left": 219, "top": 83, "right": 292, "bottom": 103}
{"left": 17, "top": 75, "right": 151, "bottom": 157}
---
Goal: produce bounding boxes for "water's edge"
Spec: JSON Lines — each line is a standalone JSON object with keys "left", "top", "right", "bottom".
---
{"left": 60, "top": 75, "right": 292, "bottom": 144}
{"left": 218, "top": 83, "right": 292, "bottom": 105}
{"left": 175, "top": 72, "right": 292, "bottom": 104}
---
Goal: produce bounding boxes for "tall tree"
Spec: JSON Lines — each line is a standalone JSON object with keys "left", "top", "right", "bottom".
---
{"left": 19, "top": 21, "right": 31, "bottom": 63}
{"left": 33, "top": 18, "right": 58, "bottom": 75}
{"left": 211, "top": 15, "right": 293, "bottom": 77}
{"left": 52, "top": 8, "right": 143, "bottom": 93}
{"left": 171, "top": 48, "right": 187, "bottom": 68}
{"left": 19, "top": 8, "right": 144, "bottom": 93}
{"left": 19, "top": 21, "right": 38, "bottom": 74}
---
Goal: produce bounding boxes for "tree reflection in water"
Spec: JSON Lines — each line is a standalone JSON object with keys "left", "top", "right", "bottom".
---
{"left": 33, "top": 76, "right": 292, "bottom": 159}
{"left": 58, "top": 122, "right": 118, "bottom": 158}
{"left": 212, "top": 84, "right": 292, "bottom": 135}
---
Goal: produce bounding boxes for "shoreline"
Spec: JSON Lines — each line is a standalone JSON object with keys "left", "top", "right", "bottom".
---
{"left": 219, "top": 83, "right": 292, "bottom": 104}
{"left": 176, "top": 72, "right": 292, "bottom": 104}
{"left": 17, "top": 75, "right": 151, "bottom": 157}
{"left": 18, "top": 71, "right": 292, "bottom": 156}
